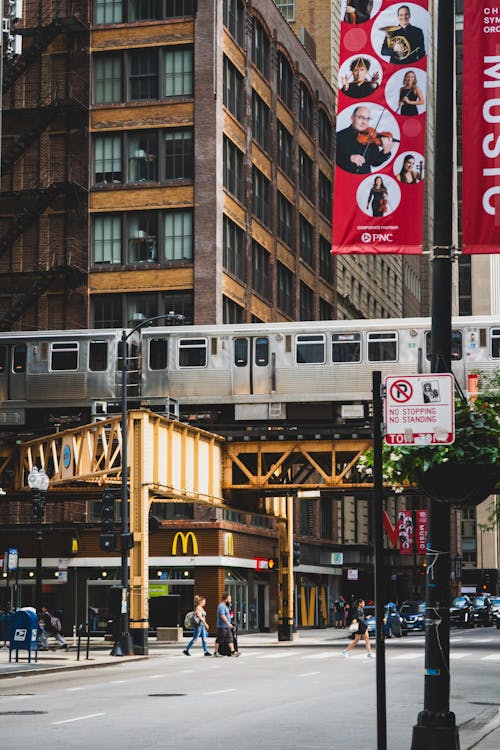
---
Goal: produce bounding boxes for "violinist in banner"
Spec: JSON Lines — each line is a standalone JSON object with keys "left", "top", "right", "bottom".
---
{"left": 396, "top": 154, "right": 422, "bottom": 183}
{"left": 366, "top": 176, "right": 389, "bottom": 217}
{"left": 344, "top": 0, "right": 373, "bottom": 24}
{"left": 336, "top": 106, "right": 395, "bottom": 174}
{"left": 341, "top": 57, "right": 380, "bottom": 99}
{"left": 380, "top": 5, "right": 425, "bottom": 64}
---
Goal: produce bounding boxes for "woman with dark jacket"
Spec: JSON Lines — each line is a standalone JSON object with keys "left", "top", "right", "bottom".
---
{"left": 342, "top": 598, "right": 375, "bottom": 658}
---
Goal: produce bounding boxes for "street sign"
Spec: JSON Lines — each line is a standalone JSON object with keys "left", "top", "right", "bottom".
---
{"left": 384, "top": 374, "right": 455, "bottom": 445}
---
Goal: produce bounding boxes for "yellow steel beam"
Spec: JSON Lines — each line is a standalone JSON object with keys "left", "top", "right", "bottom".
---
{"left": 223, "top": 438, "right": 373, "bottom": 492}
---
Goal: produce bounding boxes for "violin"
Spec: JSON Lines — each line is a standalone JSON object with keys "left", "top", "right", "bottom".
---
{"left": 379, "top": 193, "right": 388, "bottom": 214}
{"left": 357, "top": 127, "right": 400, "bottom": 146}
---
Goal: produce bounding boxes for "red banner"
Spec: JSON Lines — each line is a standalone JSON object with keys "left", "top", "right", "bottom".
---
{"left": 332, "top": 1, "right": 428, "bottom": 254}
{"left": 416, "top": 509, "right": 428, "bottom": 554}
{"left": 462, "top": 6, "right": 500, "bottom": 253}
{"left": 397, "top": 509, "right": 414, "bottom": 554}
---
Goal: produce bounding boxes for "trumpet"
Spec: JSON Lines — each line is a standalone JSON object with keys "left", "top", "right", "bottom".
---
{"left": 380, "top": 25, "right": 412, "bottom": 60}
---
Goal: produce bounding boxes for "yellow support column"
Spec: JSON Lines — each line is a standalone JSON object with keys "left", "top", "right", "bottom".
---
{"left": 277, "top": 497, "right": 295, "bottom": 641}
{"left": 129, "top": 411, "right": 150, "bottom": 654}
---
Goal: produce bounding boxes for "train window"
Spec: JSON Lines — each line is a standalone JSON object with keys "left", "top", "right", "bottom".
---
{"left": 50, "top": 342, "right": 78, "bottom": 371}
{"left": 149, "top": 338, "right": 168, "bottom": 370}
{"left": 234, "top": 339, "right": 248, "bottom": 367}
{"left": 332, "top": 333, "right": 361, "bottom": 363}
{"left": 425, "top": 331, "right": 463, "bottom": 361}
{"left": 89, "top": 341, "right": 108, "bottom": 371}
{"left": 492, "top": 329, "right": 500, "bottom": 358}
{"left": 255, "top": 337, "right": 269, "bottom": 366}
{"left": 13, "top": 345, "right": 27, "bottom": 372}
{"left": 178, "top": 338, "right": 207, "bottom": 367}
{"left": 296, "top": 334, "right": 326, "bottom": 364}
{"left": 0, "top": 346, "right": 6, "bottom": 373}
{"left": 367, "top": 331, "right": 397, "bottom": 362}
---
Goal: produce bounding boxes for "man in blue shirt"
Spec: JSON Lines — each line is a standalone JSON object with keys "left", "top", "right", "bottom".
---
{"left": 213, "top": 592, "right": 239, "bottom": 657}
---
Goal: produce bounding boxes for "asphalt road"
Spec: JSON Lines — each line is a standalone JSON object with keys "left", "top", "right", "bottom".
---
{"left": 1, "top": 628, "right": 499, "bottom": 750}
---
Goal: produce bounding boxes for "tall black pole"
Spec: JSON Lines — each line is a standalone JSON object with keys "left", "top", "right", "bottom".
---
{"left": 411, "top": 0, "right": 459, "bottom": 746}
{"left": 113, "top": 312, "right": 185, "bottom": 657}
{"left": 34, "top": 494, "right": 43, "bottom": 615}
{"left": 372, "top": 371, "right": 387, "bottom": 750}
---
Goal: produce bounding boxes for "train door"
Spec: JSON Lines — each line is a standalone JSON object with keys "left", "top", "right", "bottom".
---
{"left": 9, "top": 343, "right": 27, "bottom": 400}
{"left": 232, "top": 336, "right": 270, "bottom": 396}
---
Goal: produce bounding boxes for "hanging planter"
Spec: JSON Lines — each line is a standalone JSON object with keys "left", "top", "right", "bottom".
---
{"left": 415, "top": 463, "right": 499, "bottom": 506}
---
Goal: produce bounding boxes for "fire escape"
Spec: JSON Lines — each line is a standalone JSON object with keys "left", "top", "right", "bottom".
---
{"left": 0, "top": 1, "right": 89, "bottom": 330}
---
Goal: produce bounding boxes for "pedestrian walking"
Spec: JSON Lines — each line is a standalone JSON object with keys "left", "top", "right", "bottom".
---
{"left": 342, "top": 598, "right": 375, "bottom": 658}
{"left": 213, "top": 591, "right": 239, "bottom": 657}
{"left": 183, "top": 595, "right": 211, "bottom": 656}
{"left": 334, "top": 595, "right": 346, "bottom": 629}
{"left": 227, "top": 594, "right": 239, "bottom": 654}
{"left": 39, "top": 605, "right": 68, "bottom": 650}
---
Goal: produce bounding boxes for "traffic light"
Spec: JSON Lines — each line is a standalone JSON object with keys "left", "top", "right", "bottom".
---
{"left": 267, "top": 558, "right": 278, "bottom": 571}
{"left": 99, "top": 490, "right": 116, "bottom": 551}
{"left": 293, "top": 542, "right": 301, "bottom": 567}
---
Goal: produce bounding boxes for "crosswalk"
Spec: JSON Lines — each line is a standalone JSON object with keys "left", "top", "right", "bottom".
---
{"left": 165, "top": 646, "right": 500, "bottom": 664}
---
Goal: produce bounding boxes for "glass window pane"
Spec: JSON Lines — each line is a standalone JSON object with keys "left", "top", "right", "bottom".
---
{"left": 165, "top": 48, "right": 193, "bottom": 97}
{"left": 94, "top": 55, "right": 122, "bottom": 104}
{"left": 128, "top": 213, "right": 158, "bottom": 263}
{"left": 89, "top": 341, "right": 108, "bottom": 371}
{"left": 94, "top": 135, "right": 122, "bottom": 184}
{"left": 95, "top": 0, "right": 123, "bottom": 25}
{"left": 332, "top": 333, "right": 361, "bottom": 363}
{"left": 128, "top": 131, "right": 158, "bottom": 183}
{"left": 164, "top": 210, "right": 193, "bottom": 261}
{"left": 178, "top": 339, "right": 207, "bottom": 367}
{"left": 492, "top": 328, "right": 500, "bottom": 358}
{"left": 0, "top": 346, "right": 6, "bottom": 373}
{"left": 368, "top": 332, "right": 397, "bottom": 362}
{"left": 234, "top": 338, "right": 248, "bottom": 367}
{"left": 13, "top": 345, "right": 26, "bottom": 372}
{"left": 296, "top": 334, "right": 325, "bottom": 364}
{"left": 150, "top": 338, "right": 168, "bottom": 370}
{"left": 93, "top": 215, "right": 122, "bottom": 264}
{"left": 51, "top": 342, "right": 79, "bottom": 371}
{"left": 255, "top": 337, "right": 268, "bottom": 366}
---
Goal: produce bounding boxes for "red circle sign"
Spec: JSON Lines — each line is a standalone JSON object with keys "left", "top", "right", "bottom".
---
{"left": 389, "top": 379, "right": 414, "bottom": 403}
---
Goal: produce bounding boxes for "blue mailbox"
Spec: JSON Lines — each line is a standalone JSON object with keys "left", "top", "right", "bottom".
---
{"left": 9, "top": 608, "right": 39, "bottom": 662}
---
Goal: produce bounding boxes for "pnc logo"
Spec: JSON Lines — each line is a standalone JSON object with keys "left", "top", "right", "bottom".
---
{"left": 172, "top": 531, "right": 199, "bottom": 556}
{"left": 361, "top": 232, "right": 394, "bottom": 243}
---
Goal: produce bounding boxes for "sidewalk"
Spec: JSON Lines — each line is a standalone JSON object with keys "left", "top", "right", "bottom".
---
{"left": 0, "top": 627, "right": 497, "bottom": 750}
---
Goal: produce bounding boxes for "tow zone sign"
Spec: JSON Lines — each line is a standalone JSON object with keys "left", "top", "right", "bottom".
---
{"left": 384, "top": 374, "right": 455, "bottom": 446}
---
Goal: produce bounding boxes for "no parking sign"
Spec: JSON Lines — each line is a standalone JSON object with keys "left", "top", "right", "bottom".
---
{"left": 384, "top": 374, "right": 455, "bottom": 446}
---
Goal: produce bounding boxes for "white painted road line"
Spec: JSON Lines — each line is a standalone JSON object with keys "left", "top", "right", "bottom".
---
{"left": 66, "top": 687, "right": 84, "bottom": 691}
{"left": 52, "top": 713, "right": 105, "bottom": 726}
{"left": 450, "top": 653, "right": 472, "bottom": 660}
{"left": 299, "top": 672, "right": 321, "bottom": 677}
{"left": 481, "top": 654, "right": 500, "bottom": 661}
{"left": 301, "top": 652, "right": 336, "bottom": 660}
{"left": 392, "top": 653, "right": 423, "bottom": 660}
{"left": 203, "top": 688, "right": 237, "bottom": 695}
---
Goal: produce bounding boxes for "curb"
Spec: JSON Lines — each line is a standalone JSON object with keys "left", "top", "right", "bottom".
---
{"left": 0, "top": 655, "right": 149, "bottom": 680}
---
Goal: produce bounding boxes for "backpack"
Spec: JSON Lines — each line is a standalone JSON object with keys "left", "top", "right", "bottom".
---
{"left": 50, "top": 615, "right": 62, "bottom": 632}
{"left": 184, "top": 611, "right": 195, "bottom": 629}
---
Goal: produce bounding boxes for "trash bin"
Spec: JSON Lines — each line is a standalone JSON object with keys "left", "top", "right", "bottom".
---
{"left": 9, "top": 608, "right": 39, "bottom": 662}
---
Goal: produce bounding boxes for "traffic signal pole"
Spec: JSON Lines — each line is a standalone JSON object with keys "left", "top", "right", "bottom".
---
{"left": 411, "top": 0, "right": 458, "bottom": 747}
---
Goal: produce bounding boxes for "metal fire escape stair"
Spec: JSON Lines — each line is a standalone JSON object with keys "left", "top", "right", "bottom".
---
{"left": 2, "top": 16, "right": 87, "bottom": 94}
{"left": 0, "top": 182, "right": 80, "bottom": 259}
{"left": 2, "top": 104, "right": 62, "bottom": 175}
{"left": 0, "top": 264, "right": 85, "bottom": 330}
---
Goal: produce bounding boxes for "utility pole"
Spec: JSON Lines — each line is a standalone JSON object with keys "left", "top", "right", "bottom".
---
{"left": 411, "top": 0, "right": 459, "bottom": 747}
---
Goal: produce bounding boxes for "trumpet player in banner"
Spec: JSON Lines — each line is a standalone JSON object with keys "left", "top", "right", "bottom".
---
{"left": 380, "top": 5, "right": 425, "bottom": 64}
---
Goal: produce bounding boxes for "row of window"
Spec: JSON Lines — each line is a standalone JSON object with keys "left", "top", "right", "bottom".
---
{"left": 93, "top": 211, "right": 193, "bottom": 265}
{"left": 93, "top": 129, "right": 193, "bottom": 185}
{"left": 93, "top": 292, "right": 193, "bottom": 329}
{"left": 93, "top": 47, "right": 193, "bottom": 104}
{"left": 6, "top": 328, "right": 498, "bottom": 375}
{"left": 94, "top": 0, "right": 195, "bottom": 24}
{"left": 223, "top": 136, "right": 332, "bottom": 220}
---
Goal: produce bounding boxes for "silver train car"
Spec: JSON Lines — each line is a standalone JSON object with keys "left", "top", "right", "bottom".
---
{"left": 0, "top": 316, "right": 498, "bottom": 432}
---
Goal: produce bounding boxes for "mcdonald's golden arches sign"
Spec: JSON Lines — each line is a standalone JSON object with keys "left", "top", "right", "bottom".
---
{"left": 171, "top": 531, "right": 199, "bottom": 556}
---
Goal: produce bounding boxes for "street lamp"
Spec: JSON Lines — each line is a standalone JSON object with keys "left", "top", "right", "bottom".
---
{"left": 115, "top": 311, "right": 184, "bottom": 657}
{"left": 28, "top": 467, "right": 49, "bottom": 615}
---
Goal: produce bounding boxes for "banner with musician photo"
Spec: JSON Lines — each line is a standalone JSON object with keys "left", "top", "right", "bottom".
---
{"left": 332, "top": 1, "right": 428, "bottom": 255}
{"left": 462, "top": 6, "right": 500, "bottom": 253}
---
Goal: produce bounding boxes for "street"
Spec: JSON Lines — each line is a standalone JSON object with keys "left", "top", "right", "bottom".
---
{"left": 1, "top": 628, "right": 499, "bottom": 750}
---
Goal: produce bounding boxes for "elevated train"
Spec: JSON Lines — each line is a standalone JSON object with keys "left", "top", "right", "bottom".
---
{"left": 0, "top": 315, "right": 498, "bottom": 435}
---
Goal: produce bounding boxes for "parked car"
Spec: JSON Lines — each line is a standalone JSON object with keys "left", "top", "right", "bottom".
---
{"left": 470, "top": 594, "right": 494, "bottom": 627}
{"left": 399, "top": 600, "right": 425, "bottom": 635}
{"left": 490, "top": 597, "right": 500, "bottom": 629}
{"left": 350, "top": 604, "right": 403, "bottom": 638}
{"left": 450, "top": 595, "right": 475, "bottom": 628}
